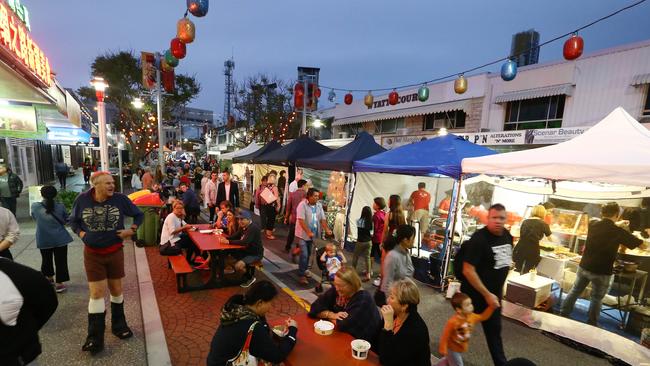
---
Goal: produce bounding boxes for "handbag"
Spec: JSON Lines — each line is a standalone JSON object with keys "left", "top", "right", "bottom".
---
{"left": 159, "top": 241, "right": 182, "bottom": 256}
{"left": 228, "top": 321, "right": 268, "bottom": 366}
{"left": 42, "top": 203, "right": 66, "bottom": 227}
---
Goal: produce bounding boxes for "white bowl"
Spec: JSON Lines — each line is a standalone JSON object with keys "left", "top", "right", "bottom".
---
{"left": 314, "top": 320, "right": 334, "bottom": 335}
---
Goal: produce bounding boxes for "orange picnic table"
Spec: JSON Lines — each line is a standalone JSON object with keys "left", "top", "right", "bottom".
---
{"left": 282, "top": 313, "right": 380, "bottom": 366}
{"left": 188, "top": 224, "right": 245, "bottom": 290}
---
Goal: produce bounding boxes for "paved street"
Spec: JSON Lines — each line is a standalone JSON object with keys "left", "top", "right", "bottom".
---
{"left": 8, "top": 170, "right": 615, "bottom": 366}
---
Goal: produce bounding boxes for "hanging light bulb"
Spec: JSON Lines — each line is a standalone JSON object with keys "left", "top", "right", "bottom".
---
{"left": 364, "top": 91, "right": 374, "bottom": 108}
{"left": 454, "top": 74, "right": 467, "bottom": 94}
{"left": 417, "top": 84, "right": 429, "bottom": 102}
{"left": 328, "top": 89, "right": 336, "bottom": 102}
{"left": 500, "top": 59, "right": 517, "bottom": 81}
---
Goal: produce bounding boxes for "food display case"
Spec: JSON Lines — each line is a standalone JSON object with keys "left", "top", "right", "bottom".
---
{"left": 515, "top": 207, "right": 589, "bottom": 253}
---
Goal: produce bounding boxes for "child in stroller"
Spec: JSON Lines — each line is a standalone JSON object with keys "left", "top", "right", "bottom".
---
{"left": 315, "top": 243, "right": 347, "bottom": 293}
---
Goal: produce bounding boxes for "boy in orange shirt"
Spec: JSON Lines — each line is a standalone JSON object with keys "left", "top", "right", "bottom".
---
{"left": 437, "top": 292, "right": 496, "bottom": 366}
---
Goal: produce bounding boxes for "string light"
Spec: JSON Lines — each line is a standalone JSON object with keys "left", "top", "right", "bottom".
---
{"left": 318, "top": 0, "right": 647, "bottom": 95}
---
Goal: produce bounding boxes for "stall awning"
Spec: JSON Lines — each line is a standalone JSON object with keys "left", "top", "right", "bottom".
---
{"left": 494, "top": 83, "right": 574, "bottom": 104}
{"left": 332, "top": 100, "right": 469, "bottom": 127}
{"left": 632, "top": 73, "right": 650, "bottom": 86}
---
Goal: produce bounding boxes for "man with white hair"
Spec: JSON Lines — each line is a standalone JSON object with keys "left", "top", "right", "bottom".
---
{"left": 69, "top": 172, "right": 144, "bottom": 355}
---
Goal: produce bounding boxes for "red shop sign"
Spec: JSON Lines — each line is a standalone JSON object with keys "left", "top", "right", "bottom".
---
{"left": 0, "top": 1, "right": 52, "bottom": 87}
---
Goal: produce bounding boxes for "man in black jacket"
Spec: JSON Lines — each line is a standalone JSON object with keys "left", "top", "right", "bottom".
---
{"left": 216, "top": 170, "right": 239, "bottom": 209}
{"left": 0, "top": 164, "right": 23, "bottom": 217}
{"left": 0, "top": 258, "right": 58, "bottom": 366}
{"left": 220, "top": 210, "right": 262, "bottom": 288}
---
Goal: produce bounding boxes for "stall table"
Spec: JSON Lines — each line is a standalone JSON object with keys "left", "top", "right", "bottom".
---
{"left": 283, "top": 313, "right": 380, "bottom": 366}
{"left": 188, "top": 224, "right": 245, "bottom": 290}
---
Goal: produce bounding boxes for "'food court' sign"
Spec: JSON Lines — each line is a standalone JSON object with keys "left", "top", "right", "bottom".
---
{"left": 0, "top": 0, "right": 52, "bottom": 87}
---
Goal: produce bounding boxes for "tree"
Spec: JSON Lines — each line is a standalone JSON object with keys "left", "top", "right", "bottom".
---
{"left": 232, "top": 74, "right": 298, "bottom": 147}
{"left": 77, "top": 51, "right": 200, "bottom": 166}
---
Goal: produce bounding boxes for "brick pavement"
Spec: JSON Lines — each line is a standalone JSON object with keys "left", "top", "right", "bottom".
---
{"left": 145, "top": 247, "right": 305, "bottom": 366}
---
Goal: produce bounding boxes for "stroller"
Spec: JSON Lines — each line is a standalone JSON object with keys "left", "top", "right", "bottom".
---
{"left": 314, "top": 246, "right": 331, "bottom": 293}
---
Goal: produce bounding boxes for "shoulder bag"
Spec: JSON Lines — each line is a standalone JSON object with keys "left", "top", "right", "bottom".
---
{"left": 41, "top": 203, "right": 66, "bottom": 227}
{"left": 228, "top": 321, "right": 272, "bottom": 366}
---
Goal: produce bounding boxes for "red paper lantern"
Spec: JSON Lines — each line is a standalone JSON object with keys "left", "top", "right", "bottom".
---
{"left": 388, "top": 89, "right": 399, "bottom": 105}
{"left": 294, "top": 83, "right": 304, "bottom": 109}
{"left": 171, "top": 38, "right": 186, "bottom": 59}
{"left": 563, "top": 34, "right": 584, "bottom": 61}
{"left": 344, "top": 93, "right": 353, "bottom": 105}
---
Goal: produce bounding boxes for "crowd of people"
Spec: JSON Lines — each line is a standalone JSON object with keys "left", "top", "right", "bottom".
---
{"left": 0, "top": 155, "right": 558, "bottom": 366}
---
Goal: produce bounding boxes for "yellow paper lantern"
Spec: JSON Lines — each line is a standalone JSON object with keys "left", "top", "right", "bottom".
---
{"left": 177, "top": 17, "right": 196, "bottom": 44}
{"left": 454, "top": 75, "right": 467, "bottom": 94}
{"left": 364, "top": 91, "right": 374, "bottom": 108}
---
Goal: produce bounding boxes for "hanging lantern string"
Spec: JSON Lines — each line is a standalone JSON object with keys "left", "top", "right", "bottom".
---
{"left": 319, "top": 0, "right": 648, "bottom": 93}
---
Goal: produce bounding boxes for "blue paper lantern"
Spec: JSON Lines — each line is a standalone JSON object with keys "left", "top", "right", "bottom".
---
{"left": 500, "top": 59, "right": 517, "bottom": 81}
{"left": 187, "top": 0, "right": 209, "bottom": 17}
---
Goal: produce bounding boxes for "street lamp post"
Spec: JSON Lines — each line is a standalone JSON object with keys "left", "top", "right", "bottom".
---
{"left": 117, "top": 137, "right": 124, "bottom": 193}
{"left": 155, "top": 52, "right": 165, "bottom": 176}
{"left": 91, "top": 76, "right": 109, "bottom": 172}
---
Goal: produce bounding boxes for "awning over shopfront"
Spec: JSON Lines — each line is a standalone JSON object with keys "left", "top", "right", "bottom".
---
{"left": 494, "top": 83, "right": 574, "bottom": 104}
{"left": 332, "top": 100, "right": 470, "bottom": 126}
{"left": 46, "top": 126, "right": 91, "bottom": 144}
{"left": 219, "top": 142, "right": 260, "bottom": 160}
{"left": 462, "top": 107, "right": 650, "bottom": 187}
{"left": 632, "top": 73, "right": 650, "bottom": 86}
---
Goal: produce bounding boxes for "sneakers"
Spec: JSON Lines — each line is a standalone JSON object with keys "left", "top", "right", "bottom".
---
{"left": 193, "top": 256, "right": 206, "bottom": 264}
{"left": 55, "top": 283, "right": 67, "bottom": 293}
{"left": 240, "top": 277, "right": 256, "bottom": 288}
{"left": 194, "top": 262, "right": 210, "bottom": 270}
{"left": 373, "top": 277, "right": 381, "bottom": 287}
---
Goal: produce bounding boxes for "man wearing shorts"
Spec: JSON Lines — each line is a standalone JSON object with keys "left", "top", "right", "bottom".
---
{"left": 219, "top": 210, "right": 263, "bottom": 288}
{"left": 69, "top": 172, "right": 143, "bottom": 354}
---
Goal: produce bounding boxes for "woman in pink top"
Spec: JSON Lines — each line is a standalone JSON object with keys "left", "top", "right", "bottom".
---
{"left": 371, "top": 197, "right": 387, "bottom": 267}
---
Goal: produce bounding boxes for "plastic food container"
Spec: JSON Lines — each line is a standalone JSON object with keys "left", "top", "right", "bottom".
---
{"left": 351, "top": 339, "right": 371, "bottom": 360}
{"left": 314, "top": 320, "right": 334, "bottom": 335}
{"left": 272, "top": 325, "right": 288, "bottom": 337}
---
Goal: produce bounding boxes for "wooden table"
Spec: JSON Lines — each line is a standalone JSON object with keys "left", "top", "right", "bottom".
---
{"left": 188, "top": 224, "right": 245, "bottom": 290}
{"left": 283, "top": 313, "right": 380, "bottom": 366}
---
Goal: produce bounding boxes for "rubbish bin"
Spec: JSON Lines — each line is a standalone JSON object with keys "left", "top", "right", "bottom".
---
{"left": 135, "top": 205, "right": 161, "bottom": 246}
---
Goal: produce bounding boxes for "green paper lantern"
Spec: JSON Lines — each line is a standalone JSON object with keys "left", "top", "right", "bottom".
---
{"left": 165, "top": 50, "right": 179, "bottom": 67}
{"left": 418, "top": 85, "right": 429, "bottom": 102}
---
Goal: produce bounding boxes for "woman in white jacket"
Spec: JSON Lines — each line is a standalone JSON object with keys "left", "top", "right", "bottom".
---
{"left": 131, "top": 168, "right": 143, "bottom": 190}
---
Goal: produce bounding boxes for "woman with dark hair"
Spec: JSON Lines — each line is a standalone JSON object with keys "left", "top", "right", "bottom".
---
{"left": 207, "top": 280, "right": 298, "bottom": 366}
{"left": 383, "top": 195, "right": 406, "bottom": 241}
{"left": 261, "top": 171, "right": 281, "bottom": 239}
{"left": 353, "top": 206, "right": 374, "bottom": 281}
{"left": 30, "top": 185, "right": 73, "bottom": 293}
{"left": 379, "top": 279, "right": 431, "bottom": 366}
{"left": 377, "top": 224, "right": 416, "bottom": 306}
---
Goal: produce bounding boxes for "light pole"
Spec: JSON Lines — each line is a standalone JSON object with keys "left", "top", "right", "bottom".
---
{"left": 91, "top": 76, "right": 109, "bottom": 172}
{"left": 155, "top": 52, "right": 165, "bottom": 176}
{"left": 117, "top": 136, "right": 124, "bottom": 193}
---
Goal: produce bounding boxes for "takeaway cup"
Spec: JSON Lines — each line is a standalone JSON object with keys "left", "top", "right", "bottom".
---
{"left": 351, "top": 339, "right": 371, "bottom": 360}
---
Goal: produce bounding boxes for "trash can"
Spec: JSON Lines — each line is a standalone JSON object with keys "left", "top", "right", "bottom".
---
{"left": 135, "top": 205, "right": 161, "bottom": 246}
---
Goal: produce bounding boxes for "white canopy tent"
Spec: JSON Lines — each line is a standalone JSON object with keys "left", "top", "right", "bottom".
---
{"left": 219, "top": 142, "right": 261, "bottom": 160}
{"left": 462, "top": 107, "right": 650, "bottom": 187}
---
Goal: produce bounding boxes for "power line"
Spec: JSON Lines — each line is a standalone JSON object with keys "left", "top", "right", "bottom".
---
{"left": 319, "top": 0, "right": 648, "bottom": 93}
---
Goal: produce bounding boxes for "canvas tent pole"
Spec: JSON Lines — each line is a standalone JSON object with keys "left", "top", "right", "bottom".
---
{"left": 439, "top": 175, "right": 463, "bottom": 288}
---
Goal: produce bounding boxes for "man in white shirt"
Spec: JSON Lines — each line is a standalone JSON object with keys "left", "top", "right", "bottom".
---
{"left": 0, "top": 206, "right": 19, "bottom": 259}
{"left": 288, "top": 168, "right": 303, "bottom": 194}
{"left": 205, "top": 172, "right": 218, "bottom": 224}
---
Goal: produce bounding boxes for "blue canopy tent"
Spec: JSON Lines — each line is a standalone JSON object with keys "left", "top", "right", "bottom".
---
{"left": 297, "top": 132, "right": 386, "bottom": 172}
{"left": 233, "top": 140, "right": 282, "bottom": 164}
{"left": 352, "top": 134, "right": 497, "bottom": 286}
{"left": 254, "top": 135, "right": 331, "bottom": 166}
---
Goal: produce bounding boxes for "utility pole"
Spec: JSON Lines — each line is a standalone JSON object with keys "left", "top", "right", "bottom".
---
{"left": 155, "top": 52, "right": 165, "bottom": 176}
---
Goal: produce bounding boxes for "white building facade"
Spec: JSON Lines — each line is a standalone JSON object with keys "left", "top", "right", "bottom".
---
{"left": 323, "top": 39, "right": 650, "bottom": 150}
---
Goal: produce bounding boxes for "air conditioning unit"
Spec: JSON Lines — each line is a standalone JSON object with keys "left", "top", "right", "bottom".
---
{"left": 396, "top": 128, "right": 409, "bottom": 135}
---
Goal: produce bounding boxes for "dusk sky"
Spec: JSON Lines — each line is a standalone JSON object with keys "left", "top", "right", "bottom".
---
{"left": 26, "top": 0, "right": 650, "bottom": 117}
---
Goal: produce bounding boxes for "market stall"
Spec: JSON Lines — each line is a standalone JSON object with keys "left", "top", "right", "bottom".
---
{"left": 297, "top": 132, "right": 387, "bottom": 241}
{"left": 461, "top": 107, "right": 650, "bottom": 364}
{"left": 352, "top": 134, "right": 496, "bottom": 282}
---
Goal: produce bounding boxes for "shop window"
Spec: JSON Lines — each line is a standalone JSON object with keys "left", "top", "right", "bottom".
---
{"left": 643, "top": 86, "right": 650, "bottom": 117}
{"left": 376, "top": 118, "right": 405, "bottom": 134}
{"left": 504, "top": 95, "right": 565, "bottom": 130}
{"left": 218, "top": 135, "right": 226, "bottom": 144}
{"left": 423, "top": 110, "right": 466, "bottom": 130}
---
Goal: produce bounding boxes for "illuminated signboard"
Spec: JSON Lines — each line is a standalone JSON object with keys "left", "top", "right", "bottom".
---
{"left": 0, "top": 0, "right": 51, "bottom": 87}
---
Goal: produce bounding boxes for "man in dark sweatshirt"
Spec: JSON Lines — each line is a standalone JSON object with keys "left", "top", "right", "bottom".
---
{"left": 69, "top": 171, "right": 143, "bottom": 355}
{"left": 219, "top": 210, "right": 263, "bottom": 288}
